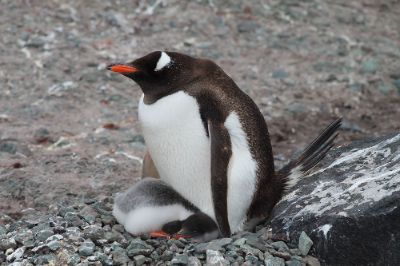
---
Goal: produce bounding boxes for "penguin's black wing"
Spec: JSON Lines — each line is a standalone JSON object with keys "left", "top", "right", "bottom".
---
{"left": 208, "top": 120, "right": 232, "bottom": 237}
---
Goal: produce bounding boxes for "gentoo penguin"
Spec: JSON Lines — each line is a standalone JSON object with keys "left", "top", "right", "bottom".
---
{"left": 107, "top": 51, "right": 341, "bottom": 236}
{"left": 113, "top": 177, "right": 219, "bottom": 241}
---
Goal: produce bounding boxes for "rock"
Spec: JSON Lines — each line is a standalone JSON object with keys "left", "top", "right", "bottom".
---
{"left": 64, "top": 212, "right": 84, "bottom": 227}
{"left": 0, "top": 238, "right": 17, "bottom": 250}
{"left": 303, "top": 256, "right": 321, "bottom": 266}
{"left": 95, "top": 251, "right": 113, "bottom": 266}
{"left": 0, "top": 141, "right": 17, "bottom": 154}
{"left": 171, "top": 253, "right": 189, "bottom": 265}
{"left": 271, "top": 241, "right": 289, "bottom": 252}
{"left": 79, "top": 240, "right": 95, "bottom": 256}
{"left": 298, "top": 232, "right": 313, "bottom": 256}
{"left": 360, "top": 58, "right": 379, "bottom": 74}
{"left": 272, "top": 69, "right": 289, "bottom": 79}
{"left": 133, "top": 254, "right": 148, "bottom": 265}
{"left": 188, "top": 256, "right": 202, "bottom": 266}
{"left": 47, "top": 240, "right": 61, "bottom": 251}
{"left": 286, "top": 260, "right": 303, "bottom": 266}
{"left": 264, "top": 257, "right": 285, "bottom": 266}
{"left": 111, "top": 247, "right": 130, "bottom": 265}
{"left": 393, "top": 79, "right": 400, "bottom": 92}
{"left": 206, "top": 250, "right": 229, "bottom": 266}
{"left": 126, "top": 238, "right": 154, "bottom": 257}
{"left": 6, "top": 247, "right": 25, "bottom": 262}
{"left": 33, "top": 128, "right": 51, "bottom": 144}
{"left": 67, "top": 253, "right": 81, "bottom": 265}
{"left": 269, "top": 133, "right": 400, "bottom": 265}
{"left": 35, "top": 229, "right": 54, "bottom": 243}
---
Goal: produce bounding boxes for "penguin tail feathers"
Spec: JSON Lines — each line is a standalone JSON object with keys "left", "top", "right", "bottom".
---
{"left": 277, "top": 117, "right": 342, "bottom": 192}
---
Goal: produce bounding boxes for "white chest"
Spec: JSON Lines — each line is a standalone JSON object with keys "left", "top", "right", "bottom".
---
{"left": 138, "top": 91, "right": 214, "bottom": 218}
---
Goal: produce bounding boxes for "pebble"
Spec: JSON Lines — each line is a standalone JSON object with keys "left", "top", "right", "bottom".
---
{"left": 206, "top": 250, "right": 229, "bottom": 266}
{"left": 0, "top": 238, "right": 17, "bottom": 250}
{"left": 272, "top": 241, "right": 290, "bottom": 252}
{"left": 0, "top": 141, "right": 17, "bottom": 154}
{"left": 111, "top": 247, "right": 130, "bottom": 265}
{"left": 126, "top": 238, "right": 154, "bottom": 257}
{"left": 171, "top": 253, "right": 189, "bottom": 265}
{"left": 298, "top": 232, "right": 313, "bottom": 256}
{"left": 361, "top": 58, "right": 379, "bottom": 74}
{"left": 6, "top": 246, "right": 25, "bottom": 262}
{"left": 47, "top": 240, "right": 61, "bottom": 251}
{"left": 265, "top": 256, "right": 285, "bottom": 266}
{"left": 79, "top": 240, "right": 96, "bottom": 256}
{"left": 134, "top": 254, "right": 148, "bottom": 265}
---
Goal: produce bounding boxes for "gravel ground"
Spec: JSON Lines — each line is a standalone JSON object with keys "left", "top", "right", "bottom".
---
{"left": 0, "top": 0, "right": 399, "bottom": 263}
{"left": 1, "top": 197, "right": 319, "bottom": 265}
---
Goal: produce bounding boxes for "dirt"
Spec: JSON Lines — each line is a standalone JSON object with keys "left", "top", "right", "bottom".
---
{"left": 0, "top": 0, "right": 399, "bottom": 219}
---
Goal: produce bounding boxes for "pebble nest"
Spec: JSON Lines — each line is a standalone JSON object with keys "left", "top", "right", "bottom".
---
{"left": 0, "top": 197, "right": 318, "bottom": 266}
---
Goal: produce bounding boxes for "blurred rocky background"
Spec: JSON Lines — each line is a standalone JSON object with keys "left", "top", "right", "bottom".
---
{"left": 0, "top": 0, "right": 399, "bottom": 264}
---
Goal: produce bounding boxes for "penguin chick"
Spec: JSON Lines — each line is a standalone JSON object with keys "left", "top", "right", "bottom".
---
{"left": 113, "top": 177, "right": 218, "bottom": 241}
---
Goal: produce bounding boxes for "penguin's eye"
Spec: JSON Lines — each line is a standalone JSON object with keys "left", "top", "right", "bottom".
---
{"left": 154, "top": 52, "right": 172, "bottom": 72}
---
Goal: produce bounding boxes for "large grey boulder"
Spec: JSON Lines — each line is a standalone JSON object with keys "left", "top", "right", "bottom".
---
{"left": 269, "top": 133, "right": 400, "bottom": 265}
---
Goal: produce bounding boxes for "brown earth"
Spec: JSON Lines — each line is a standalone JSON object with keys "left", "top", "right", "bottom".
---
{"left": 0, "top": 0, "right": 399, "bottom": 219}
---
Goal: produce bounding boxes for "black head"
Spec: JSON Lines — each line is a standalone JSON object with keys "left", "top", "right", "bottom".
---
{"left": 107, "top": 51, "right": 206, "bottom": 103}
{"left": 179, "top": 213, "right": 219, "bottom": 242}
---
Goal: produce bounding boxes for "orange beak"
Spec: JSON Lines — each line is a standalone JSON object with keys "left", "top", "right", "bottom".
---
{"left": 107, "top": 64, "right": 139, "bottom": 74}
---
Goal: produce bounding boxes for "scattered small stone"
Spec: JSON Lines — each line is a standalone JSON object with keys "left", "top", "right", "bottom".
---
{"left": 271, "top": 241, "right": 289, "bottom": 252}
{"left": 79, "top": 240, "right": 96, "bottom": 257}
{"left": 298, "top": 232, "right": 313, "bottom": 256}
{"left": 171, "top": 253, "right": 189, "bottom": 265}
{"left": 68, "top": 253, "right": 81, "bottom": 265}
{"left": 0, "top": 238, "right": 17, "bottom": 250}
{"left": 206, "top": 250, "right": 229, "bottom": 266}
{"left": 360, "top": 58, "right": 379, "bottom": 74}
{"left": 34, "top": 128, "right": 51, "bottom": 144}
{"left": 111, "top": 247, "right": 130, "bottom": 265}
{"left": 0, "top": 141, "right": 17, "bottom": 154}
{"left": 188, "top": 256, "right": 202, "bottom": 266}
{"left": 134, "top": 254, "right": 148, "bottom": 265}
{"left": 6, "top": 246, "right": 25, "bottom": 262}
{"left": 47, "top": 240, "right": 61, "bottom": 251}
{"left": 126, "top": 238, "right": 154, "bottom": 257}
{"left": 286, "top": 259, "right": 304, "bottom": 266}
{"left": 265, "top": 256, "right": 285, "bottom": 266}
{"left": 303, "top": 255, "right": 321, "bottom": 266}
{"left": 269, "top": 250, "right": 292, "bottom": 260}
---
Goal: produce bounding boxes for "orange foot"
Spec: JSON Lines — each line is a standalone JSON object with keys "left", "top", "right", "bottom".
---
{"left": 150, "top": 230, "right": 170, "bottom": 238}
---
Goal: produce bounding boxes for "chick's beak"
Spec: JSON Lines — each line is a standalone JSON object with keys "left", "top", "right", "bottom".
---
{"left": 107, "top": 64, "right": 139, "bottom": 74}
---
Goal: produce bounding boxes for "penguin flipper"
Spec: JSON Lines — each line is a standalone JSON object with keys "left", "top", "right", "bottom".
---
{"left": 278, "top": 117, "right": 342, "bottom": 191}
{"left": 209, "top": 120, "right": 232, "bottom": 237}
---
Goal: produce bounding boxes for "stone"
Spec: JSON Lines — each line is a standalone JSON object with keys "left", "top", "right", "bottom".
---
{"left": 0, "top": 238, "right": 17, "bottom": 250}
{"left": 79, "top": 240, "right": 95, "bottom": 256}
{"left": 64, "top": 212, "right": 84, "bottom": 227}
{"left": 298, "top": 232, "right": 313, "bottom": 256}
{"left": 360, "top": 58, "right": 379, "bottom": 74}
{"left": 206, "top": 250, "right": 229, "bottom": 266}
{"left": 6, "top": 247, "right": 25, "bottom": 262}
{"left": 271, "top": 241, "right": 289, "bottom": 252}
{"left": 286, "top": 259, "right": 304, "bottom": 266}
{"left": 134, "top": 255, "right": 147, "bottom": 266}
{"left": 111, "top": 247, "right": 130, "bottom": 265}
{"left": 82, "top": 225, "right": 105, "bottom": 242}
{"left": 188, "top": 256, "right": 202, "bottom": 266}
{"left": 393, "top": 79, "right": 400, "bottom": 92}
{"left": 95, "top": 252, "right": 113, "bottom": 266}
{"left": 303, "top": 256, "right": 321, "bottom": 266}
{"left": 269, "top": 133, "right": 400, "bottom": 265}
{"left": 272, "top": 69, "right": 289, "bottom": 79}
{"left": 0, "top": 141, "right": 17, "bottom": 154}
{"left": 126, "top": 238, "right": 154, "bottom": 257}
{"left": 47, "top": 240, "right": 61, "bottom": 251}
{"left": 265, "top": 257, "right": 285, "bottom": 266}
{"left": 171, "top": 253, "right": 189, "bottom": 265}
{"left": 67, "top": 253, "right": 81, "bottom": 265}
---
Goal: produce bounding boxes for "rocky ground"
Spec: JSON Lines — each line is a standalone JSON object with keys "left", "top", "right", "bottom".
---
{"left": 0, "top": 0, "right": 399, "bottom": 264}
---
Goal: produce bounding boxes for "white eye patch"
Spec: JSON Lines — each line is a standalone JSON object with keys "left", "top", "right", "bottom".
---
{"left": 154, "top": 51, "right": 171, "bottom": 71}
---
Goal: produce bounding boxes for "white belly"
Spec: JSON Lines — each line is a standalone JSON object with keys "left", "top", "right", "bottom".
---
{"left": 138, "top": 92, "right": 257, "bottom": 233}
{"left": 113, "top": 203, "right": 193, "bottom": 235}
{"left": 139, "top": 91, "right": 214, "bottom": 219}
